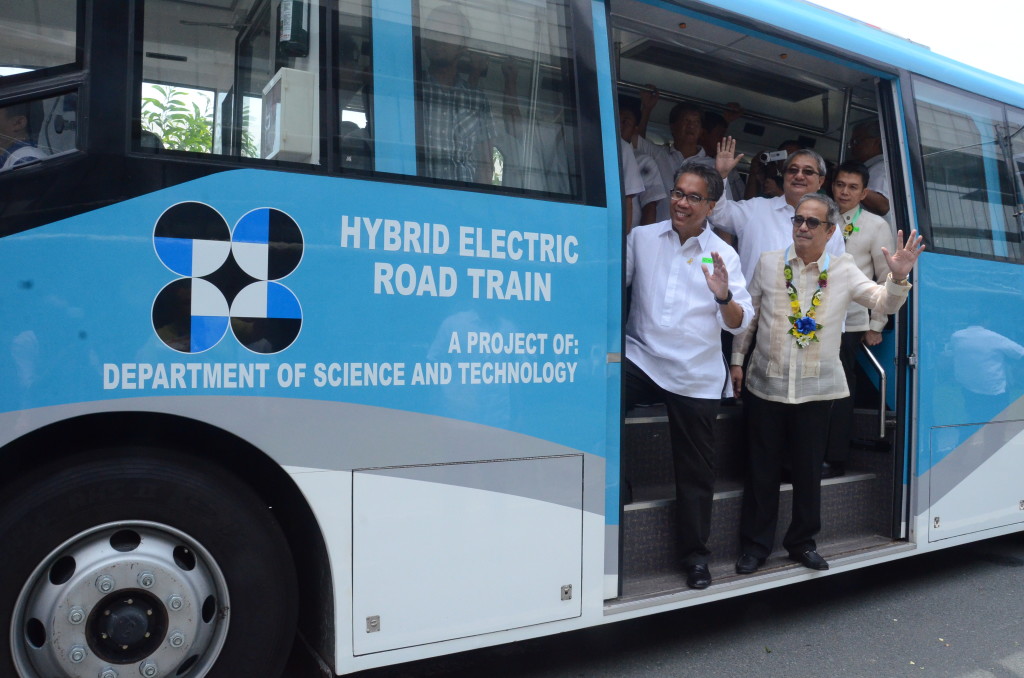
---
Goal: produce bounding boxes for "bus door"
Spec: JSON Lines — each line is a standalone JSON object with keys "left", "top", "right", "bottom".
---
{"left": 609, "top": 0, "right": 913, "bottom": 599}
{"left": 906, "top": 76, "right": 1024, "bottom": 544}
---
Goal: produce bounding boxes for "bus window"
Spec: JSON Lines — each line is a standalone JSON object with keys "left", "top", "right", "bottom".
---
{"left": 0, "top": 94, "right": 77, "bottom": 172}
{"left": 139, "top": 0, "right": 320, "bottom": 164}
{"left": 0, "top": 1, "right": 80, "bottom": 77}
{"left": 912, "top": 76, "right": 1022, "bottom": 262}
{"left": 412, "top": 0, "right": 581, "bottom": 196}
{"left": 336, "top": 0, "right": 373, "bottom": 170}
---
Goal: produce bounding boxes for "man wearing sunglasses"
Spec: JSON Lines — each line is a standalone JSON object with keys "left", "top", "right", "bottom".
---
{"left": 728, "top": 193, "right": 923, "bottom": 574}
{"left": 625, "top": 164, "right": 753, "bottom": 589}
{"left": 710, "top": 138, "right": 846, "bottom": 286}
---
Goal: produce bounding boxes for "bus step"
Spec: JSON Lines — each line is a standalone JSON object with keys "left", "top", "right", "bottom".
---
{"left": 614, "top": 534, "right": 899, "bottom": 605}
{"left": 620, "top": 467, "right": 887, "bottom": 584}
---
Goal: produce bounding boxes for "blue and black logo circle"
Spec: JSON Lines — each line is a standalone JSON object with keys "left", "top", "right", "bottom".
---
{"left": 152, "top": 202, "right": 303, "bottom": 354}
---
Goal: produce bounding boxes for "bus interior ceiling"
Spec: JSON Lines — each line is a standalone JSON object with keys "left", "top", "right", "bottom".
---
{"left": 609, "top": 0, "right": 901, "bottom": 601}
{"left": 142, "top": 0, "right": 261, "bottom": 93}
{"left": 611, "top": 0, "right": 882, "bottom": 165}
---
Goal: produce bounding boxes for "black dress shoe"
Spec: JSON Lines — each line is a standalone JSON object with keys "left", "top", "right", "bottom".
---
{"left": 686, "top": 563, "right": 712, "bottom": 589}
{"left": 821, "top": 461, "right": 845, "bottom": 479}
{"left": 734, "top": 553, "right": 765, "bottom": 575}
{"left": 789, "top": 549, "right": 829, "bottom": 570}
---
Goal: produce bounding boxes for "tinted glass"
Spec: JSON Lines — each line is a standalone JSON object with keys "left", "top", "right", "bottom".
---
{"left": 913, "top": 77, "right": 1022, "bottom": 261}
{"left": 0, "top": 94, "right": 78, "bottom": 172}
{"left": 0, "top": 1, "right": 79, "bottom": 77}
{"left": 412, "top": 0, "right": 581, "bottom": 196}
{"left": 140, "top": 0, "right": 321, "bottom": 164}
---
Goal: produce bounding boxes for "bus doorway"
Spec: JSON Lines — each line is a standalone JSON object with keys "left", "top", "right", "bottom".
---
{"left": 609, "top": 0, "right": 911, "bottom": 603}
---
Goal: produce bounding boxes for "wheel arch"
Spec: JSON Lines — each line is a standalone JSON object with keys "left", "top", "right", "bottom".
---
{"left": 0, "top": 410, "right": 337, "bottom": 672}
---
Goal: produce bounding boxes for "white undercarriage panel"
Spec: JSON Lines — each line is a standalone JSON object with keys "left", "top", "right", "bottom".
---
{"left": 351, "top": 457, "right": 584, "bottom": 655}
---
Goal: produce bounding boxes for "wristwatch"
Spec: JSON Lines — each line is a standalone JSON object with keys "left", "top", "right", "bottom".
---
{"left": 715, "top": 289, "right": 733, "bottom": 305}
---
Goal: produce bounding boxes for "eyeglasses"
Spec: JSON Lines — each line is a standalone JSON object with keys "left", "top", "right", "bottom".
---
{"left": 785, "top": 166, "right": 820, "bottom": 177}
{"left": 791, "top": 215, "right": 828, "bottom": 229}
{"left": 669, "top": 189, "right": 709, "bottom": 205}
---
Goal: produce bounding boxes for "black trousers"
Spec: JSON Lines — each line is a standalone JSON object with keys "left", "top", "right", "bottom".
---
{"left": 739, "top": 392, "right": 833, "bottom": 558}
{"left": 826, "top": 330, "right": 863, "bottom": 464}
{"left": 624, "top": 358, "right": 719, "bottom": 566}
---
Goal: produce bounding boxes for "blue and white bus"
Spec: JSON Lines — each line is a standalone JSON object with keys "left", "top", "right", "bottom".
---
{"left": 2, "top": 0, "right": 1022, "bottom": 676}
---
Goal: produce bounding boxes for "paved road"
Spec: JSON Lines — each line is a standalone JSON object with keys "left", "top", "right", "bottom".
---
{"left": 288, "top": 532, "right": 1024, "bottom": 677}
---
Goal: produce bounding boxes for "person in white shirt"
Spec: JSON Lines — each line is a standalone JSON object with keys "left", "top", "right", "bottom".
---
{"left": 0, "top": 102, "right": 48, "bottom": 172}
{"left": 625, "top": 163, "right": 753, "bottom": 589}
{"left": 729, "top": 193, "right": 923, "bottom": 575}
{"left": 848, "top": 120, "right": 892, "bottom": 221}
{"left": 711, "top": 139, "right": 846, "bottom": 287}
{"left": 620, "top": 138, "right": 645, "bottom": 231}
{"left": 823, "top": 161, "right": 895, "bottom": 478}
{"left": 634, "top": 87, "right": 707, "bottom": 222}
{"left": 618, "top": 96, "right": 666, "bottom": 229}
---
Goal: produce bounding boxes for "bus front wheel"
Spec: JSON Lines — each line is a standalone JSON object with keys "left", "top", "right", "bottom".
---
{"left": 0, "top": 449, "right": 298, "bottom": 678}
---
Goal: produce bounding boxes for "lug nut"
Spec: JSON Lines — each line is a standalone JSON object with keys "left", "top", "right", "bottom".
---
{"left": 69, "top": 645, "right": 87, "bottom": 663}
{"left": 168, "top": 631, "right": 185, "bottom": 648}
{"left": 68, "top": 606, "right": 86, "bottom": 624}
{"left": 167, "top": 595, "right": 184, "bottom": 611}
{"left": 100, "top": 669, "right": 119, "bottom": 678}
{"left": 140, "top": 660, "right": 158, "bottom": 677}
{"left": 96, "top": 575, "right": 115, "bottom": 593}
{"left": 138, "top": 571, "right": 156, "bottom": 588}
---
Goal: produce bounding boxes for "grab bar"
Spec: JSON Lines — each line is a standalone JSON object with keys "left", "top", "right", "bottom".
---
{"left": 859, "top": 344, "right": 887, "bottom": 439}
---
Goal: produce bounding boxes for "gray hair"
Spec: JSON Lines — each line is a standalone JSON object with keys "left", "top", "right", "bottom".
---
{"left": 797, "top": 193, "right": 841, "bottom": 228}
{"left": 786, "top": 149, "right": 827, "bottom": 177}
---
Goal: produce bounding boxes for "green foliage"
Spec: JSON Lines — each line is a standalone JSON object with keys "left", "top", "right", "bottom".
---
{"left": 141, "top": 84, "right": 213, "bottom": 153}
{"left": 141, "top": 84, "right": 260, "bottom": 156}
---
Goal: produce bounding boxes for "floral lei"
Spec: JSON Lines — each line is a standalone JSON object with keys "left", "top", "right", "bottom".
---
{"left": 842, "top": 206, "right": 862, "bottom": 242}
{"left": 784, "top": 253, "right": 829, "bottom": 348}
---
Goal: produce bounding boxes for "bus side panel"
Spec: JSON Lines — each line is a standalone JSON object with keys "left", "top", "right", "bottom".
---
{"left": 914, "top": 252, "right": 1024, "bottom": 542}
{"left": 0, "top": 168, "right": 619, "bottom": 668}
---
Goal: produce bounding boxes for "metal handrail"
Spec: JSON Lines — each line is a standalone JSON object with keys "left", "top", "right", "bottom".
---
{"left": 859, "top": 344, "right": 887, "bottom": 439}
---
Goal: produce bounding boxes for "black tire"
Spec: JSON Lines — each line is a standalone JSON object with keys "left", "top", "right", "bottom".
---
{"left": 0, "top": 448, "right": 298, "bottom": 678}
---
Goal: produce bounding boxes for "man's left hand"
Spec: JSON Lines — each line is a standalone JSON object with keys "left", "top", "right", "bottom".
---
{"left": 882, "top": 229, "right": 925, "bottom": 282}
{"left": 702, "top": 251, "right": 730, "bottom": 300}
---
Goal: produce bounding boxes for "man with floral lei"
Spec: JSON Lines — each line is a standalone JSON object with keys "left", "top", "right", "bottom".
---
{"left": 729, "top": 193, "right": 923, "bottom": 574}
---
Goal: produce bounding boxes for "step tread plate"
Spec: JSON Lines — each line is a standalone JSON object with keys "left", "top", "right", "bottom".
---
{"left": 611, "top": 535, "right": 906, "bottom": 609}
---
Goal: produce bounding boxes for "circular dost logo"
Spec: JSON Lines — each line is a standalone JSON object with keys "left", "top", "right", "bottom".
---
{"left": 152, "top": 202, "right": 303, "bottom": 354}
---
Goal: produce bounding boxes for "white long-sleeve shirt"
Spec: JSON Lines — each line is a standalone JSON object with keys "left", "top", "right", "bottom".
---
{"left": 732, "top": 246, "right": 911, "bottom": 404}
{"left": 626, "top": 221, "right": 752, "bottom": 398}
